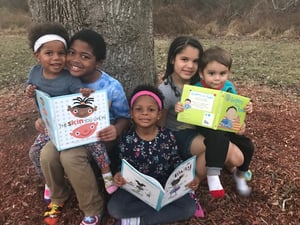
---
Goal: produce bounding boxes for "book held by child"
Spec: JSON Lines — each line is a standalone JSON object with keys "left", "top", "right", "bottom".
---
{"left": 36, "top": 90, "right": 110, "bottom": 150}
{"left": 177, "top": 84, "right": 250, "bottom": 133}
{"left": 120, "top": 156, "right": 196, "bottom": 211}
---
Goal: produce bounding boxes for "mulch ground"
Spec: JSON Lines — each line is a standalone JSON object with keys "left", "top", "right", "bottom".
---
{"left": 0, "top": 83, "right": 299, "bottom": 225}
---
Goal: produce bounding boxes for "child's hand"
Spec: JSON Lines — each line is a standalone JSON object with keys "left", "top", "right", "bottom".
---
{"left": 237, "top": 123, "right": 246, "bottom": 135}
{"left": 113, "top": 172, "right": 126, "bottom": 187}
{"left": 97, "top": 125, "right": 118, "bottom": 141}
{"left": 35, "top": 118, "right": 46, "bottom": 133}
{"left": 80, "top": 88, "right": 94, "bottom": 97}
{"left": 188, "top": 176, "right": 200, "bottom": 191}
{"left": 175, "top": 102, "right": 184, "bottom": 113}
{"left": 245, "top": 101, "right": 253, "bottom": 114}
{"left": 25, "top": 84, "right": 37, "bottom": 98}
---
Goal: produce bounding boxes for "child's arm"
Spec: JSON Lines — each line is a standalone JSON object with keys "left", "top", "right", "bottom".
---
{"left": 237, "top": 101, "right": 252, "bottom": 135}
{"left": 245, "top": 101, "right": 253, "bottom": 114}
{"left": 35, "top": 118, "right": 46, "bottom": 134}
{"left": 236, "top": 123, "right": 246, "bottom": 135}
{"left": 113, "top": 172, "right": 127, "bottom": 187}
{"left": 174, "top": 102, "right": 184, "bottom": 113}
{"left": 25, "top": 84, "right": 37, "bottom": 98}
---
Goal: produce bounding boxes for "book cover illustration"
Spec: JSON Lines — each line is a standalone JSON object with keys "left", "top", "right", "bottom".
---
{"left": 177, "top": 85, "right": 250, "bottom": 133}
{"left": 36, "top": 90, "right": 110, "bottom": 151}
{"left": 121, "top": 156, "right": 196, "bottom": 211}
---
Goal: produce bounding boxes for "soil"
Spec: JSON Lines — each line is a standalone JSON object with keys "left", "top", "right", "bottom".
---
{"left": 0, "top": 83, "right": 299, "bottom": 225}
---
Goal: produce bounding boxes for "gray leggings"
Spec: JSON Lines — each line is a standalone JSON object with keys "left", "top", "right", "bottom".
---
{"left": 107, "top": 189, "right": 196, "bottom": 225}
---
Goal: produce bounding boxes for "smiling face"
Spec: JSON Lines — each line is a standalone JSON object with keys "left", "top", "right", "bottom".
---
{"left": 35, "top": 40, "right": 66, "bottom": 78}
{"left": 67, "top": 40, "right": 100, "bottom": 82}
{"left": 131, "top": 95, "right": 161, "bottom": 129}
{"left": 172, "top": 45, "right": 200, "bottom": 85}
{"left": 200, "top": 60, "right": 230, "bottom": 89}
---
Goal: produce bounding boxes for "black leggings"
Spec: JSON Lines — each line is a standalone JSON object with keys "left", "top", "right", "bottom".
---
{"left": 198, "top": 127, "right": 254, "bottom": 172}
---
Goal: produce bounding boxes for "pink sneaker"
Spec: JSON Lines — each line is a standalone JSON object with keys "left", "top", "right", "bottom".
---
{"left": 190, "top": 192, "right": 205, "bottom": 218}
{"left": 194, "top": 201, "right": 205, "bottom": 218}
{"left": 106, "top": 184, "right": 118, "bottom": 194}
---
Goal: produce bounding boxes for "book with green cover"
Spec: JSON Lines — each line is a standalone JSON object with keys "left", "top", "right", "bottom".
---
{"left": 121, "top": 156, "right": 196, "bottom": 211}
{"left": 177, "top": 84, "right": 250, "bottom": 133}
{"left": 35, "top": 90, "right": 110, "bottom": 151}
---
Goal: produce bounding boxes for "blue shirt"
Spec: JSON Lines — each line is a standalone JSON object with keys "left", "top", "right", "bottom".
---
{"left": 83, "top": 70, "right": 130, "bottom": 123}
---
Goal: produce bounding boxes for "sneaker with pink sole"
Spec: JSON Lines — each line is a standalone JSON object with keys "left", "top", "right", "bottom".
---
{"left": 190, "top": 192, "right": 205, "bottom": 218}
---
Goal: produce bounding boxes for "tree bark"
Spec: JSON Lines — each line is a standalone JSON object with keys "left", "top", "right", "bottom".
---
{"left": 27, "top": 0, "right": 155, "bottom": 96}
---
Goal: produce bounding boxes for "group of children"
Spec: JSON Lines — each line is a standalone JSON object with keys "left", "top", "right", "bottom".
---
{"left": 25, "top": 22, "right": 254, "bottom": 225}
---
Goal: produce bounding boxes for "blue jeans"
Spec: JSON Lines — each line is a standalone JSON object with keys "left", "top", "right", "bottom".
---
{"left": 107, "top": 189, "right": 196, "bottom": 225}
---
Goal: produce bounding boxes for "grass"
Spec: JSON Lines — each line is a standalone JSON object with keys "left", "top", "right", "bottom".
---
{"left": 1, "top": 35, "right": 299, "bottom": 96}
{"left": 0, "top": 35, "right": 35, "bottom": 88}
{"left": 155, "top": 38, "right": 300, "bottom": 95}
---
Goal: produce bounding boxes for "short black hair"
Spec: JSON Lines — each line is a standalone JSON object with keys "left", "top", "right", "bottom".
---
{"left": 70, "top": 29, "right": 106, "bottom": 61}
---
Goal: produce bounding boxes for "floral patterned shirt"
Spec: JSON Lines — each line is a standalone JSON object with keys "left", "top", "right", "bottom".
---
{"left": 119, "top": 126, "right": 182, "bottom": 186}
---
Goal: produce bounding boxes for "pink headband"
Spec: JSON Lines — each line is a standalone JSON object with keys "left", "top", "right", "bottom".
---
{"left": 130, "top": 90, "right": 162, "bottom": 110}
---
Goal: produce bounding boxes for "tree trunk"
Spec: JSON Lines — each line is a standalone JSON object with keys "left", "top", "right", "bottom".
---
{"left": 27, "top": 0, "right": 155, "bottom": 96}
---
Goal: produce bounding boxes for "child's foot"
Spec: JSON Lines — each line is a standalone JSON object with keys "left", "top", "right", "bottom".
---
{"left": 43, "top": 202, "right": 64, "bottom": 225}
{"left": 233, "top": 171, "right": 251, "bottom": 196}
{"left": 207, "top": 175, "right": 225, "bottom": 198}
{"left": 44, "top": 184, "right": 51, "bottom": 204}
{"left": 118, "top": 218, "right": 140, "bottom": 225}
{"left": 245, "top": 170, "right": 252, "bottom": 181}
{"left": 189, "top": 192, "right": 205, "bottom": 218}
{"left": 194, "top": 201, "right": 205, "bottom": 218}
{"left": 103, "top": 173, "right": 118, "bottom": 194}
{"left": 80, "top": 215, "right": 101, "bottom": 225}
{"left": 106, "top": 184, "right": 118, "bottom": 194}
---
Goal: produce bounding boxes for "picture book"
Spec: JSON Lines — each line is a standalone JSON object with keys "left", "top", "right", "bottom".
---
{"left": 121, "top": 156, "right": 196, "bottom": 211}
{"left": 35, "top": 90, "right": 110, "bottom": 151}
{"left": 177, "top": 85, "right": 250, "bottom": 133}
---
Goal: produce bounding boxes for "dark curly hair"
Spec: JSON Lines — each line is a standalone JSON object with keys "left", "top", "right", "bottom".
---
{"left": 129, "top": 84, "right": 165, "bottom": 110}
{"left": 27, "top": 22, "right": 69, "bottom": 51}
{"left": 70, "top": 29, "right": 106, "bottom": 61}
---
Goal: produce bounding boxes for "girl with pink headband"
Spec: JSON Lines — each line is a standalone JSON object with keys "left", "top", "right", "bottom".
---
{"left": 107, "top": 84, "right": 201, "bottom": 225}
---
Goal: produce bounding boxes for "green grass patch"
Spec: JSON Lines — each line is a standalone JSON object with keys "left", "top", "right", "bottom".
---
{"left": 1, "top": 35, "right": 299, "bottom": 96}
{"left": 0, "top": 35, "right": 35, "bottom": 88}
{"left": 155, "top": 38, "right": 300, "bottom": 95}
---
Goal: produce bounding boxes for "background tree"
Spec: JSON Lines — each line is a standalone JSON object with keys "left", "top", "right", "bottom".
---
{"left": 27, "top": 0, "right": 155, "bottom": 96}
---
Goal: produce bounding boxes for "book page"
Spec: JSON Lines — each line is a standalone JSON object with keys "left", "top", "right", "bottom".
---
{"left": 177, "top": 85, "right": 250, "bottom": 133}
{"left": 177, "top": 85, "right": 221, "bottom": 128}
{"left": 161, "top": 156, "right": 196, "bottom": 209}
{"left": 36, "top": 90, "right": 110, "bottom": 150}
{"left": 121, "top": 159, "right": 164, "bottom": 211}
{"left": 186, "top": 90, "right": 215, "bottom": 112}
{"left": 36, "top": 90, "right": 58, "bottom": 146}
{"left": 216, "top": 92, "right": 250, "bottom": 132}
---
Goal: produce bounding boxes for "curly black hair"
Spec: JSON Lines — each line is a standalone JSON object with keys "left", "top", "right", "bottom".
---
{"left": 27, "top": 22, "right": 69, "bottom": 51}
{"left": 129, "top": 84, "right": 165, "bottom": 109}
